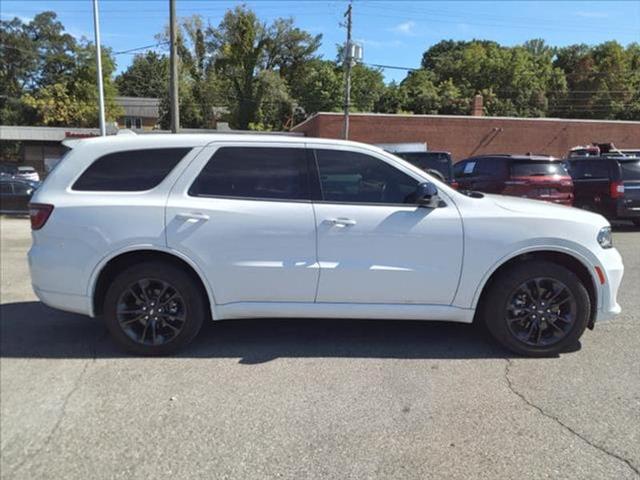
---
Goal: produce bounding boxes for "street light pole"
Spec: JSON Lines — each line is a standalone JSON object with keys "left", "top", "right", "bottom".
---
{"left": 169, "top": 0, "right": 180, "bottom": 133}
{"left": 342, "top": 1, "right": 352, "bottom": 140}
{"left": 92, "top": 0, "right": 106, "bottom": 136}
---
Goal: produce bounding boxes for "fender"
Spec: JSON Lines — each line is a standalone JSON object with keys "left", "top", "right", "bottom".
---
{"left": 468, "top": 241, "right": 603, "bottom": 310}
{"left": 86, "top": 243, "right": 220, "bottom": 320}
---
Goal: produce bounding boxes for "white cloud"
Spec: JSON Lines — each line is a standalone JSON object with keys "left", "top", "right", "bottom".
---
{"left": 391, "top": 20, "right": 416, "bottom": 36}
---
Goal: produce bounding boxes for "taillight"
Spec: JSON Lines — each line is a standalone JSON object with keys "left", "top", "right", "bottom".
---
{"left": 29, "top": 203, "right": 54, "bottom": 230}
{"left": 609, "top": 181, "right": 624, "bottom": 199}
{"left": 450, "top": 180, "right": 459, "bottom": 190}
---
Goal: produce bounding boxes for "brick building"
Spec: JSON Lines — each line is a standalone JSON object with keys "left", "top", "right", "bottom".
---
{"left": 291, "top": 112, "right": 640, "bottom": 160}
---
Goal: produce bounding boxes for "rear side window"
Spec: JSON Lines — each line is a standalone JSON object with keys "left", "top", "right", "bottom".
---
{"left": 568, "top": 160, "right": 611, "bottom": 179}
{"left": 73, "top": 148, "right": 190, "bottom": 191}
{"left": 189, "top": 147, "right": 309, "bottom": 200}
{"left": 511, "top": 161, "right": 569, "bottom": 177}
{"left": 620, "top": 160, "right": 640, "bottom": 181}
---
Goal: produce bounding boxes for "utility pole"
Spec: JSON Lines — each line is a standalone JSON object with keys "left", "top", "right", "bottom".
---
{"left": 341, "top": 1, "right": 352, "bottom": 140}
{"left": 169, "top": 0, "right": 180, "bottom": 133}
{"left": 92, "top": 0, "right": 106, "bottom": 136}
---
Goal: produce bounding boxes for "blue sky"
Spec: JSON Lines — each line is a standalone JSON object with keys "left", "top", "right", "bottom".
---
{"left": 2, "top": 0, "right": 639, "bottom": 82}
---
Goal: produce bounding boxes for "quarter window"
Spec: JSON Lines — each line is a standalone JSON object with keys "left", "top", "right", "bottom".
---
{"left": 73, "top": 148, "right": 190, "bottom": 191}
{"left": 189, "top": 147, "right": 309, "bottom": 200}
{"left": 315, "top": 150, "right": 419, "bottom": 204}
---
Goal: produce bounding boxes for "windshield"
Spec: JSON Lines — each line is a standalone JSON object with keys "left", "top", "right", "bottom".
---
{"left": 511, "top": 161, "right": 569, "bottom": 177}
{"left": 620, "top": 159, "right": 640, "bottom": 181}
{"left": 395, "top": 152, "right": 452, "bottom": 180}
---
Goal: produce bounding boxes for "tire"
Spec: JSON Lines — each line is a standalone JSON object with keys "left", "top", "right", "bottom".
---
{"left": 481, "top": 260, "right": 590, "bottom": 357}
{"left": 632, "top": 219, "right": 640, "bottom": 227}
{"left": 103, "top": 261, "right": 206, "bottom": 355}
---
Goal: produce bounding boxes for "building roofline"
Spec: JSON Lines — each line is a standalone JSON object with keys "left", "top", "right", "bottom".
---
{"left": 291, "top": 112, "right": 640, "bottom": 130}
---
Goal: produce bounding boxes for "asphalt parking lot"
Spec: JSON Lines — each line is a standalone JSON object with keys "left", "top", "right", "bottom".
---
{"left": 1, "top": 216, "right": 638, "bottom": 480}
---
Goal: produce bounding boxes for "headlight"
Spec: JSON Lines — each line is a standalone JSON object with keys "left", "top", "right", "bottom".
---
{"left": 597, "top": 227, "right": 613, "bottom": 249}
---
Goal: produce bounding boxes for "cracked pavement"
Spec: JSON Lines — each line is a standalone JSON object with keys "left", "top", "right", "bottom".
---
{"left": 1, "top": 216, "right": 639, "bottom": 479}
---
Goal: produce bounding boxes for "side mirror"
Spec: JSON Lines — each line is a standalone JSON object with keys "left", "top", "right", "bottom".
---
{"left": 414, "top": 182, "right": 442, "bottom": 208}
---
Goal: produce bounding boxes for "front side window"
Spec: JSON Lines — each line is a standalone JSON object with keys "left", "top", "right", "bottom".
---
{"left": 315, "top": 150, "right": 419, "bottom": 204}
{"left": 620, "top": 160, "right": 640, "bottom": 181}
{"left": 189, "top": 147, "right": 309, "bottom": 200}
{"left": 73, "top": 148, "right": 191, "bottom": 191}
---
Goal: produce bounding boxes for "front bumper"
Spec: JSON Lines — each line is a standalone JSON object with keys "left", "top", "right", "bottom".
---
{"left": 595, "top": 247, "right": 624, "bottom": 322}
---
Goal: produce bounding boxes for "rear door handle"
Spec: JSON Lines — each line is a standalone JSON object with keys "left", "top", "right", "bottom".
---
{"left": 326, "top": 217, "right": 357, "bottom": 227}
{"left": 176, "top": 212, "right": 209, "bottom": 221}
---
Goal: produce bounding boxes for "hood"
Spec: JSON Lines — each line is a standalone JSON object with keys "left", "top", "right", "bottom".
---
{"left": 484, "top": 193, "right": 608, "bottom": 225}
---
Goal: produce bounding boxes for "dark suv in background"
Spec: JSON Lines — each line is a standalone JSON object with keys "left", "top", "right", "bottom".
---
{"left": 454, "top": 154, "right": 574, "bottom": 205}
{"left": 567, "top": 156, "right": 640, "bottom": 226}
{"left": 389, "top": 151, "right": 456, "bottom": 186}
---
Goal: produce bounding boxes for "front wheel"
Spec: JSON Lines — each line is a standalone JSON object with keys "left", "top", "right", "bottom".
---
{"left": 481, "top": 260, "right": 590, "bottom": 356}
{"left": 103, "top": 261, "right": 206, "bottom": 355}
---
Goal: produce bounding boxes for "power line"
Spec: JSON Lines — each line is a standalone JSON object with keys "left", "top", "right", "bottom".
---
{"left": 113, "top": 42, "right": 169, "bottom": 56}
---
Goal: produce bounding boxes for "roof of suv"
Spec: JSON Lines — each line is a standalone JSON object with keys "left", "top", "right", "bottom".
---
{"left": 66, "top": 133, "right": 371, "bottom": 150}
{"left": 465, "top": 154, "right": 558, "bottom": 162}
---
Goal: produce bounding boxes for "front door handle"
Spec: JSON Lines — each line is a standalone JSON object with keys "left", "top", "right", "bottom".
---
{"left": 326, "top": 217, "right": 357, "bottom": 227}
{"left": 176, "top": 212, "right": 210, "bottom": 221}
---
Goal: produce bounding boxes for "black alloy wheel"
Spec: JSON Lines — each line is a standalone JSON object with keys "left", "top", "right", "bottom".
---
{"left": 505, "top": 277, "right": 577, "bottom": 347}
{"left": 104, "top": 261, "right": 206, "bottom": 355}
{"left": 482, "top": 260, "right": 590, "bottom": 357}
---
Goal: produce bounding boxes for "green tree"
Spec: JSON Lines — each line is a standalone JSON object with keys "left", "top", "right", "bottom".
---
{"left": 23, "top": 42, "right": 122, "bottom": 126}
{"left": 349, "top": 64, "right": 385, "bottom": 112}
{"left": 1, "top": 12, "right": 121, "bottom": 127}
{"left": 115, "top": 51, "right": 169, "bottom": 98}
{"left": 289, "top": 59, "right": 341, "bottom": 117}
{"left": 207, "top": 6, "right": 321, "bottom": 129}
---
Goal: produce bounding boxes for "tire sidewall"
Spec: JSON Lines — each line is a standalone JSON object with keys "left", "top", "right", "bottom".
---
{"left": 103, "top": 262, "right": 206, "bottom": 355}
{"left": 482, "top": 261, "right": 591, "bottom": 356}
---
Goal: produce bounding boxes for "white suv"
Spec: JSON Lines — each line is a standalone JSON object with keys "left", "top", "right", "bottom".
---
{"left": 28, "top": 135, "right": 624, "bottom": 356}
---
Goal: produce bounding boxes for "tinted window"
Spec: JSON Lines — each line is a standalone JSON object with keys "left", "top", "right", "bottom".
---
{"left": 73, "top": 148, "right": 190, "bottom": 191}
{"left": 316, "top": 150, "right": 419, "bottom": 204}
{"left": 12, "top": 182, "right": 32, "bottom": 194}
{"left": 511, "top": 161, "right": 569, "bottom": 177}
{"left": 0, "top": 183, "right": 12, "bottom": 194}
{"left": 568, "top": 160, "right": 611, "bottom": 179}
{"left": 396, "top": 152, "right": 451, "bottom": 180}
{"left": 476, "top": 158, "right": 503, "bottom": 175}
{"left": 453, "top": 161, "right": 467, "bottom": 177}
{"left": 456, "top": 160, "right": 477, "bottom": 177}
{"left": 620, "top": 159, "right": 640, "bottom": 181}
{"left": 190, "top": 147, "right": 309, "bottom": 200}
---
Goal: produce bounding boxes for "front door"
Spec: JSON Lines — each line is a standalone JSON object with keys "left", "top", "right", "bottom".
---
{"left": 311, "top": 147, "right": 463, "bottom": 305}
{"left": 166, "top": 143, "right": 319, "bottom": 305}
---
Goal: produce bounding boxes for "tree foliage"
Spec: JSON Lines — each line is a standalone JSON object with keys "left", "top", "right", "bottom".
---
{"left": 115, "top": 51, "right": 168, "bottom": 98}
{"left": 2, "top": 7, "right": 639, "bottom": 131}
{"left": 1, "top": 12, "right": 122, "bottom": 127}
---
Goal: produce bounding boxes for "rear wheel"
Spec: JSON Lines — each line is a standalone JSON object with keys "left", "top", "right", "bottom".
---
{"left": 481, "top": 260, "right": 590, "bottom": 356}
{"left": 103, "top": 261, "right": 206, "bottom": 355}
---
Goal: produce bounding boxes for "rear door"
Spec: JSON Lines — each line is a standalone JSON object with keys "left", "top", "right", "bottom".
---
{"left": 165, "top": 142, "right": 319, "bottom": 305}
{"left": 464, "top": 158, "right": 504, "bottom": 193}
{"left": 0, "top": 182, "right": 16, "bottom": 211}
{"left": 568, "top": 159, "right": 612, "bottom": 215}
{"left": 619, "top": 158, "right": 640, "bottom": 214}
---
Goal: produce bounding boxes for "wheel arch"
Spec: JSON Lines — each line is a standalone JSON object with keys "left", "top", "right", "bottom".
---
{"left": 473, "top": 248, "right": 599, "bottom": 329}
{"left": 89, "top": 247, "right": 217, "bottom": 319}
